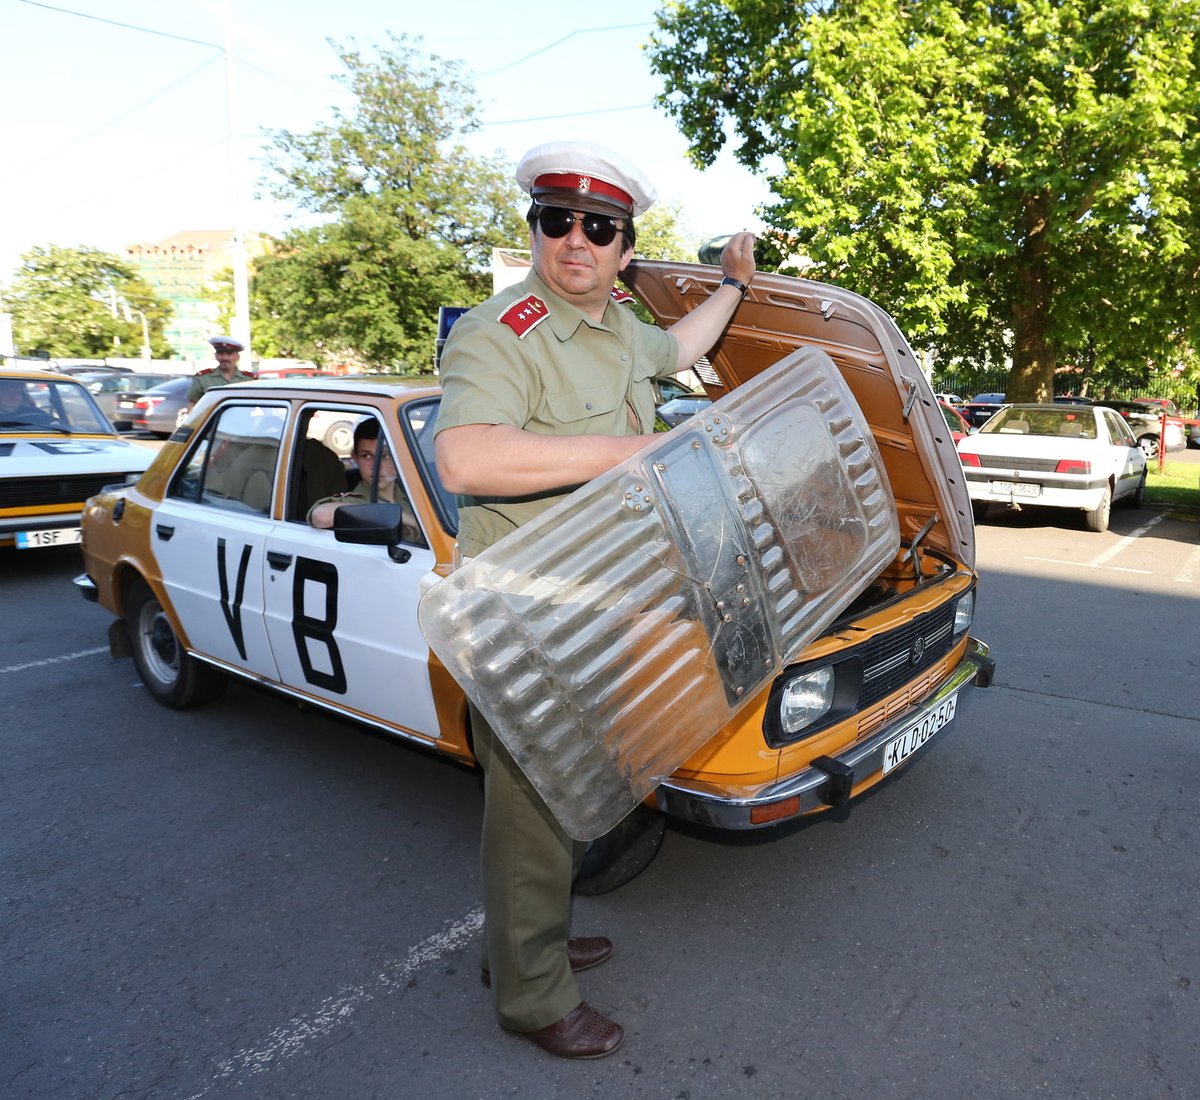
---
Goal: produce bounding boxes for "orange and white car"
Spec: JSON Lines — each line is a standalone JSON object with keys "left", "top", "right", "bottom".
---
{"left": 74, "top": 261, "right": 993, "bottom": 889}
{"left": 0, "top": 367, "right": 155, "bottom": 550}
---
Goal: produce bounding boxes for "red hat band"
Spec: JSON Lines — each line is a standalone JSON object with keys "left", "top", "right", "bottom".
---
{"left": 532, "top": 172, "right": 633, "bottom": 212}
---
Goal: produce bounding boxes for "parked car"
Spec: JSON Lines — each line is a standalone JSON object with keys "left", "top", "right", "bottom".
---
{"left": 55, "top": 364, "right": 135, "bottom": 378}
{"left": 656, "top": 393, "right": 713, "bottom": 427}
{"left": 934, "top": 391, "right": 964, "bottom": 406}
{"left": 256, "top": 367, "right": 324, "bottom": 379}
{"left": 87, "top": 372, "right": 183, "bottom": 423}
{"left": 957, "top": 403, "right": 1146, "bottom": 532}
{"left": 129, "top": 376, "right": 192, "bottom": 437}
{"left": 1088, "top": 397, "right": 1187, "bottom": 459}
{"left": 74, "top": 261, "right": 992, "bottom": 889}
{"left": 939, "top": 400, "right": 972, "bottom": 443}
{"left": 1052, "top": 394, "right": 1093, "bottom": 404}
{"left": 0, "top": 367, "right": 155, "bottom": 549}
{"left": 963, "top": 392, "right": 1007, "bottom": 428}
{"left": 1135, "top": 397, "right": 1181, "bottom": 415}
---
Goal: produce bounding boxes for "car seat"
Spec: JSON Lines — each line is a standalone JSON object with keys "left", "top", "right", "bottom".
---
{"left": 297, "top": 438, "right": 347, "bottom": 519}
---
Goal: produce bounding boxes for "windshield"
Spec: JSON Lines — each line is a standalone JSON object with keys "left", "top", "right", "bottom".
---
{"left": 0, "top": 377, "right": 112, "bottom": 433}
{"left": 980, "top": 407, "right": 1097, "bottom": 439}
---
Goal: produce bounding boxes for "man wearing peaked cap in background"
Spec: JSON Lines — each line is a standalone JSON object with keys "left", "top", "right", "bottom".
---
{"left": 434, "top": 140, "right": 756, "bottom": 1059}
{"left": 186, "top": 335, "right": 253, "bottom": 411}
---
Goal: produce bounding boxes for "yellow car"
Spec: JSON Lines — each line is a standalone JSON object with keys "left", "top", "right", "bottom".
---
{"left": 75, "top": 262, "right": 993, "bottom": 891}
{"left": 1, "top": 367, "right": 156, "bottom": 549}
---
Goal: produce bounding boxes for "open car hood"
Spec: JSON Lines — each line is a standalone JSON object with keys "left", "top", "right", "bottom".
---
{"left": 624, "top": 260, "right": 975, "bottom": 570}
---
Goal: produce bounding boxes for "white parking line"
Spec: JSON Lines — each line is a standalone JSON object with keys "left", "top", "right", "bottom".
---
{"left": 184, "top": 906, "right": 485, "bottom": 1098}
{"left": 0, "top": 646, "right": 109, "bottom": 675}
{"left": 1176, "top": 542, "right": 1200, "bottom": 584}
{"left": 1025, "top": 513, "right": 1165, "bottom": 574}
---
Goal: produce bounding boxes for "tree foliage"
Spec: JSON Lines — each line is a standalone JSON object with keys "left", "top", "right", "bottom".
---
{"left": 259, "top": 35, "right": 526, "bottom": 371}
{"left": 648, "top": 0, "right": 1200, "bottom": 401}
{"left": 7, "top": 245, "right": 175, "bottom": 359}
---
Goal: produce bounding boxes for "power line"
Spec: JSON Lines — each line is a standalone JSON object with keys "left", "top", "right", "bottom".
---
{"left": 478, "top": 22, "right": 654, "bottom": 77}
{"left": 16, "top": 0, "right": 221, "bottom": 48}
{"left": 27, "top": 54, "right": 223, "bottom": 169}
{"left": 483, "top": 102, "right": 655, "bottom": 126}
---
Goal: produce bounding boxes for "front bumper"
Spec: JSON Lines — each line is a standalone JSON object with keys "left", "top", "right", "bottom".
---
{"left": 654, "top": 637, "right": 994, "bottom": 830}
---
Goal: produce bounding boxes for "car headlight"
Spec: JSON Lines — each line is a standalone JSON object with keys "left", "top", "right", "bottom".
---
{"left": 779, "top": 666, "right": 836, "bottom": 734}
{"left": 953, "top": 589, "right": 975, "bottom": 638}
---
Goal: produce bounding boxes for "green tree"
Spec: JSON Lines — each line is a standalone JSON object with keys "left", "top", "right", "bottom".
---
{"left": 634, "top": 200, "right": 699, "bottom": 261}
{"left": 649, "top": 0, "right": 1200, "bottom": 401}
{"left": 7, "top": 245, "right": 174, "bottom": 359}
{"left": 259, "top": 35, "right": 526, "bottom": 371}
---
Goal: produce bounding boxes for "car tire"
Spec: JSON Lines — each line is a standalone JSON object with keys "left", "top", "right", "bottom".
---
{"left": 126, "top": 578, "right": 227, "bottom": 708}
{"left": 1085, "top": 484, "right": 1112, "bottom": 533}
{"left": 572, "top": 804, "right": 666, "bottom": 896}
{"left": 1137, "top": 436, "right": 1159, "bottom": 460}
{"left": 971, "top": 501, "right": 989, "bottom": 523}
{"left": 324, "top": 419, "right": 355, "bottom": 457}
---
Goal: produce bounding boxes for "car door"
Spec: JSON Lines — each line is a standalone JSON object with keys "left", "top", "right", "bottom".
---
{"left": 151, "top": 401, "right": 288, "bottom": 680}
{"left": 259, "top": 404, "right": 443, "bottom": 741}
{"left": 1100, "top": 409, "right": 1144, "bottom": 497}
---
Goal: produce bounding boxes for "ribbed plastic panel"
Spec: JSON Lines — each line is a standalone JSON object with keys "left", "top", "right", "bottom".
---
{"left": 418, "top": 346, "right": 900, "bottom": 839}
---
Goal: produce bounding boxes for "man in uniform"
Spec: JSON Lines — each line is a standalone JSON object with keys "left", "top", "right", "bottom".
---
{"left": 308, "top": 419, "right": 423, "bottom": 545}
{"left": 186, "top": 335, "right": 253, "bottom": 411}
{"left": 434, "top": 140, "right": 756, "bottom": 1059}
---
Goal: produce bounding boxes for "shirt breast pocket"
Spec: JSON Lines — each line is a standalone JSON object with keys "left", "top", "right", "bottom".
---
{"left": 544, "top": 384, "right": 623, "bottom": 427}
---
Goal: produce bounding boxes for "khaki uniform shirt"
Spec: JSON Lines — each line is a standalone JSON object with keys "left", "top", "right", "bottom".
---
{"left": 434, "top": 270, "right": 678, "bottom": 557}
{"left": 187, "top": 367, "right": 255, "bottom": 406}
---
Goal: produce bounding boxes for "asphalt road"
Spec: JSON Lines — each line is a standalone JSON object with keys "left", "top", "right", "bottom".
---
{"left": 2, "top": 498, "right": 1198, "bottom": 1099}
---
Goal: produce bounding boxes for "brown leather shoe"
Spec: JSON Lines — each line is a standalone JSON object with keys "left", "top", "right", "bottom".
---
{"left": 515, "top": 1002, "right": 624, "bottom": 1059}
{"left": 480, "top": 936, "right": 613, "bottom": 988}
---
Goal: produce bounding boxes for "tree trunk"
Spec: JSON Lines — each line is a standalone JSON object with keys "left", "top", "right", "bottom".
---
{"left": 1008, "top": 191, "right": 1056, "bottom": 402}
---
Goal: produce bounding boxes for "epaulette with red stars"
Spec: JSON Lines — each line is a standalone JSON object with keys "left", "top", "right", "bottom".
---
{"left": 498, "top": 293, "right": 549, "bottom": 339}
{"left": 610, "top": 286, "right": 635, "bottom": 304}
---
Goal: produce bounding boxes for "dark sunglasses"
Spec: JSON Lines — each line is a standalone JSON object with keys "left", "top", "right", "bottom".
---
{"left": 535, "top": 206, "right": 624, "bottom": 247}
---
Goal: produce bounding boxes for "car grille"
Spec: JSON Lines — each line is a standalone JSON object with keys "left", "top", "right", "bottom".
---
{"left": 857, "top": 602, "right": 956, "bottom": 707}
{"left": 0, "top": 473, "right": 131, "bottom": 509}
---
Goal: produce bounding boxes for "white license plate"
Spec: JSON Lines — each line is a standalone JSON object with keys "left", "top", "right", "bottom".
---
{"left": 991, "top": 480, "right": 1041, "bottom": 497}
{"left": 882, "top": 693, "right": 958, "bottom": 775}
{"left": 16, "top": 526, "right": 82, "bottom": 549}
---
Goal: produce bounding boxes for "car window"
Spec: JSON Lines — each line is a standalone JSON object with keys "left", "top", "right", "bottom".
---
{"left": 981, "top": 407, "right": 1097, "bottom": 438}
{"left": 0, "top": 377, "right": 110, "bottom": 433}
{"left": 290, "top": 405, "right": 428, "bottom": 548}
{"left": 403, "top": 397, "right": 458, "bottom": 536}
{"left": 168, "top": 403, "right": 287, "bottom": 516}
{"left": 1103, "top": 410, "right": 1136, "bottom": 446}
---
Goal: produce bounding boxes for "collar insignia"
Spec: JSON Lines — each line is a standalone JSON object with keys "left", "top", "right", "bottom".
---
{"left": 498, "top": 293, "right": 550, "bottom": 339}
{"left": 610, "top": 286, "right": 635, "bottom": 305}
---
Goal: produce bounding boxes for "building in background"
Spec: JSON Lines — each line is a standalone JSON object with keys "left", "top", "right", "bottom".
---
{"left": 124, "top": 230, "right": 268, "bottom": 361}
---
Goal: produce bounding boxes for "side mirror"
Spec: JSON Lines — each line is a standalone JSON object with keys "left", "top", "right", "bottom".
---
{"left": 332, "top": 502, "right": 412, "bottom": 563}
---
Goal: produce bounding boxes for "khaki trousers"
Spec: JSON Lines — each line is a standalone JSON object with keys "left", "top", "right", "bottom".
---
{"left": 470, "top": 703, "right": 588, "bottom": 1032}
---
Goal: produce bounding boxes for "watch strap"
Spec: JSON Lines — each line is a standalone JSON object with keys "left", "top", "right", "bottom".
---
{"left": 720, "top": 275, "right": 749, "bottom": 296}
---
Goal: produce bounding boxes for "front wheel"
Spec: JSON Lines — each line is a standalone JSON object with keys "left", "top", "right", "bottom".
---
{"left": 126, "top": 579, "right": 227, "bottom": 708}
{"left": 573, "top": 805, "right": 666, "bottom": 895}
{"left": 1085, "top": 485, "right": 1112, "bottom": 533}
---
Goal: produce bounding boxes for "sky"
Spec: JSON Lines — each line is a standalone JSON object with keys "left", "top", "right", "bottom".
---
{"left": 1, "top": 0, "right": 774, "bottom": 287}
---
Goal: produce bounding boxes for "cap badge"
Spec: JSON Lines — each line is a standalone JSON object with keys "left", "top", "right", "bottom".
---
{"left": 578, "top": 175, "right": 592, "bottom": 191}
{"left": 498, "top": 293, "right": 550, "bottom": 339}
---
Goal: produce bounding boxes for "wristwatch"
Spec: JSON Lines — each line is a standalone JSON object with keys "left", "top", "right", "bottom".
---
{"left": 720, "top": 275, "right": 749, "bottom": 296}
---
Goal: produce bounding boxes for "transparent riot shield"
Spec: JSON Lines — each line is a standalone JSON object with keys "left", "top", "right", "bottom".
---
{"left": 418, "top": 346, "right": 900, "bottom": 840}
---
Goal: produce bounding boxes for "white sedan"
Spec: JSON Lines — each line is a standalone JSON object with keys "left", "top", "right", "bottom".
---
{"left": 957, "top": 403, "right": 1147, "bottom": 532}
